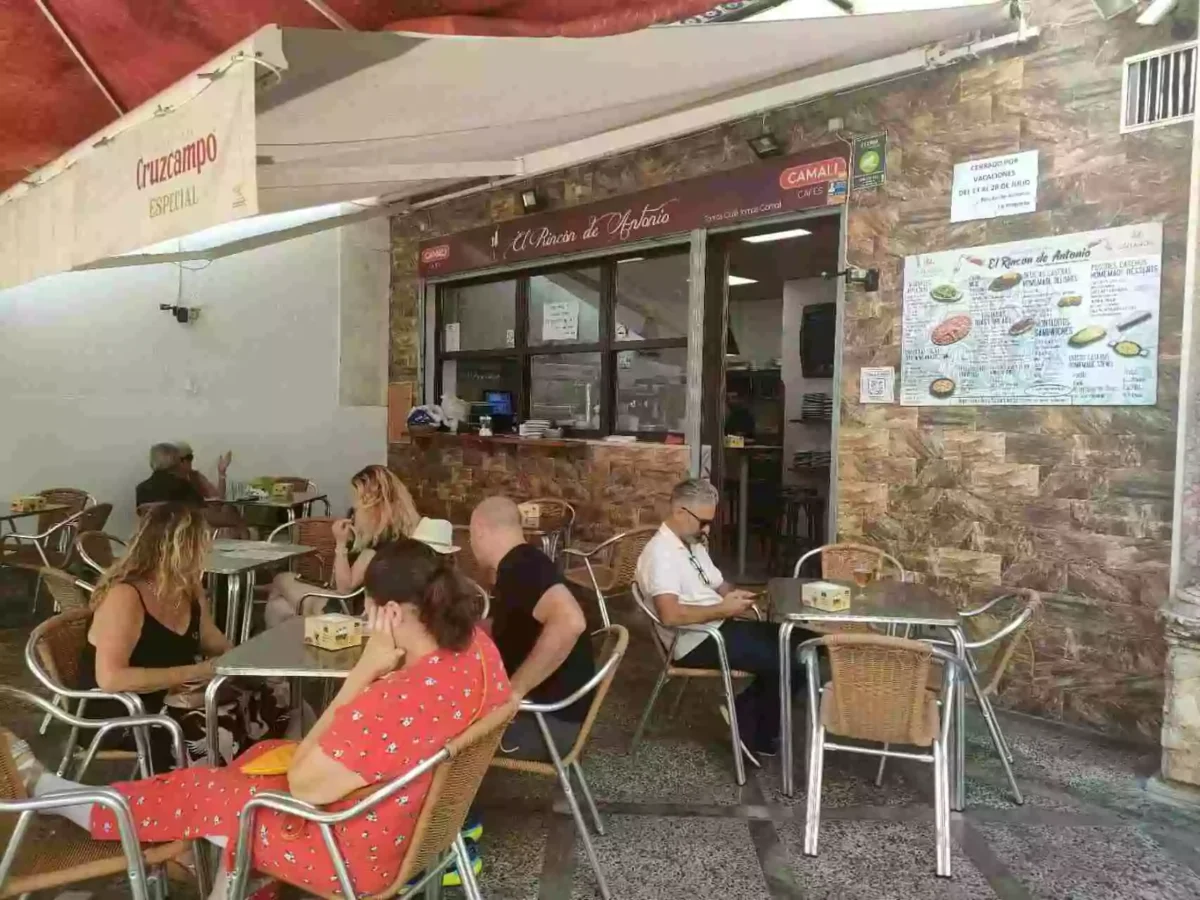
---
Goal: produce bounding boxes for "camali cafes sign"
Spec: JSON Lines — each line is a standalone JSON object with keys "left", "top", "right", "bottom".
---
{"left": 418, "top": 144, "right": 850, "bottom": 276}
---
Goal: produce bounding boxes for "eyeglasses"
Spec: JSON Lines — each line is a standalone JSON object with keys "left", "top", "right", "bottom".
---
{"left": 180, "top": 454, "right": 194, "bottom": 463}
{"left": 681, "top": 507, "right": 714, "bottom": 529}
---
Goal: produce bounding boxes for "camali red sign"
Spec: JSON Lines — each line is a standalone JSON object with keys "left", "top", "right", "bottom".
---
{"left": 418, "top": 143, "right": 850, "bottom": 277}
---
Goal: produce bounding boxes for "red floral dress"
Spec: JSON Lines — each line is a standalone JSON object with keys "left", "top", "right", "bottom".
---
{"left": 89, "top": 630, "right": 511, "bottom": 897}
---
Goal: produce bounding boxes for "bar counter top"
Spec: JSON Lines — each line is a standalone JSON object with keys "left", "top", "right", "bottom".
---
{"left": 407, "top": 430, "right": 685, "bottom": 450}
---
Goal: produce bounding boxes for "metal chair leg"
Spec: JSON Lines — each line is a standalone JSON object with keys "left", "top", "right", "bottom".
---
{"left": 424, "top": 850, "right": 446, "bottom": 900}
{"left": 803, "top": 724, "right": 825, "bottom": 856}
{"left": 39, "top": 694, "right": 65, "bottom": 736}
{"left": 572, "top": 760, "right": 605, "bottom": 836}
{"left": 667, "top": 677, "right": 690, "bottom": 719}
{"left": 630, "top": 663, "right": 671, "bottom": 754}
{"left": 965, "top": 663, "right": 1023, "bottom": 804}
{"left": 537, "top": 713, "right": 611, "bottom": 900}
{"left": 933, "top": 738, "right": 952, "bottom": 877}
{"left": 875, "top": 750, "right": 889, "bottom": 786}
{"left": 57, "top": 698, "right": 85, "bottom": 776}
{"left": 452, "top": 836, "right": 482, "bottom": 900}
{"left": 715, "top": 640, "right": 746, "bottom": 786}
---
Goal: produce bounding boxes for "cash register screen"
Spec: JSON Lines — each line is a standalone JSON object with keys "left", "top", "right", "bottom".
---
{"left": 484, "top": 390, "right": 514, "bottom": 416}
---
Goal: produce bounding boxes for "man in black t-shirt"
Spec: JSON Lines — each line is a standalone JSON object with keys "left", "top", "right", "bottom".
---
{"left": 470, "top": 496, "right": 594, "bottom": 760}
{"left": 135, "top": 443, "right": 206, "bottom": 509}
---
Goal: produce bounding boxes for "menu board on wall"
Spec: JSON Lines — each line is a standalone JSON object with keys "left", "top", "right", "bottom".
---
{"left": 900, "top": 223, "right": 1162, "bottom": 407}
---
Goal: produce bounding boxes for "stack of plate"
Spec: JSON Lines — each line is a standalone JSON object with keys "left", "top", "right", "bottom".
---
{"left": 519, "top": 419, "right": 551, "bottom": 439}
{"left": 800, "top": 393, "right": 833, "bottom": 422}
{"left": 792, "top": 450, "right": 832, "bottom": 469}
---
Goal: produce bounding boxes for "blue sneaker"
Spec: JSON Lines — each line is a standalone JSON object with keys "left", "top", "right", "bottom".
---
{"left": 462, "top": 813, "right": 483, "bottom": 842}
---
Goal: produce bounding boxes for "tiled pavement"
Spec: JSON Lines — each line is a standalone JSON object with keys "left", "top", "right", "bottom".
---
{"left": 3, "top": 571, "right": 1200, "bottom": 900}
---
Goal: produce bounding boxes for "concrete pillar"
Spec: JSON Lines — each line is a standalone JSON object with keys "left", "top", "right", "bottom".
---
{"left": 1161, "top": 591, "right": 1200, "bottom": 788}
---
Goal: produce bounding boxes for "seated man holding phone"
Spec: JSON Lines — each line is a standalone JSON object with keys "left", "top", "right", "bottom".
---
{"left": 636, "top": 478, "right": 815, "bottom": 763}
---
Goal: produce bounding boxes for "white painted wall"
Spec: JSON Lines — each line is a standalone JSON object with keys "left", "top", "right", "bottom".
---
{"left": 0, "top": 219, "right": 390, "bottom": 537}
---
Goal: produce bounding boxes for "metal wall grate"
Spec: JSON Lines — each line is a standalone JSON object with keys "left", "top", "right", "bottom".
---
{"left": 1122, "top": 43, "right": 1197, "bottom": 133}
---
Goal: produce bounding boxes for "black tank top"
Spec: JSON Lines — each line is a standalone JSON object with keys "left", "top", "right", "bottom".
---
{"left": 80, "top": 583, "right": 203, "bottom": 713}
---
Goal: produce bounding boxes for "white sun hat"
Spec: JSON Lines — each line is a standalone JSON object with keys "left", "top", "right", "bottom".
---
{"left": 411, "top": 517, "right": 460, "bottom": 555}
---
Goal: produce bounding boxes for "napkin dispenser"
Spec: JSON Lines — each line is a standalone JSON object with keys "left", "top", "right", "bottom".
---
{"left": 802, "top": 580, "right": 852, "bottom": 612}
{"left": 271, "top": 482, "right": 294, "bottom": 502}
{"left": 518, "top": 502, "right": 541, "bottom": 529}
{"left": 10, "top": 495, "right": 46, "bottom": 513}
{"left": 304, "top": 613, "right": 364, "bottom": 651}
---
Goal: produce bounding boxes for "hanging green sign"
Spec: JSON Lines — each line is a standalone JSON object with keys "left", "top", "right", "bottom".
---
{"left": 852, "top": 132, "right": 887, "bottom": 192}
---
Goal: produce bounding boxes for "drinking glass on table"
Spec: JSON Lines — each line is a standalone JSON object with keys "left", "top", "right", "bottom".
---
{"left": 852, "top": 565, "right": 874, "bottom": 588}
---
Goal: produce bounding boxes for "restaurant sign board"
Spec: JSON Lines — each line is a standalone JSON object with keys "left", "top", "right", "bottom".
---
{"left": 418, "top": 144, "right": 850, "bottom": 277}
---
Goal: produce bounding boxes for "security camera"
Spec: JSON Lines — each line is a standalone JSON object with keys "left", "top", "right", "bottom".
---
{"left": 160, "top": 304, "right": 201, "bottom": 324}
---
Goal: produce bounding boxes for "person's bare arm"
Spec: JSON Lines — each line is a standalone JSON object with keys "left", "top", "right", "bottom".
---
{"left": 508, "top": 584, "right": 586, "bottom": 699}
{"left": 653, "top": 591, "right": 755, "bottom": 627}
{"left": 197, "top": 593, "right": 231, "bottom": 657}
{"left": 333, "top": 548, "right": 373, "bottom": 594}
{"left": 90, "top": 585, "right": 213, "bottom": 693}
{"left": 193, "top": 472, "right": 221, "bottom": 501}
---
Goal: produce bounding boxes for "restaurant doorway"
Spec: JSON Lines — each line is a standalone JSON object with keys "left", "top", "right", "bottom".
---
{"left": 702, "top": 211, "right": 843, "bottom": 581}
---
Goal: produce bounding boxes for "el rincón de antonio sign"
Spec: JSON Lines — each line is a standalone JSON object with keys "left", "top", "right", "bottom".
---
{"left": 418, "top": 144, "right": 850, "bottom": 277}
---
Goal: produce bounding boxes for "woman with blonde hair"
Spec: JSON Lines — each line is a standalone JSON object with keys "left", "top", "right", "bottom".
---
{"left": 79, "top": 503, "right": 289, "bottom": 769}
{"left": 264, "top": 464, "right": 421, "bottom": 627}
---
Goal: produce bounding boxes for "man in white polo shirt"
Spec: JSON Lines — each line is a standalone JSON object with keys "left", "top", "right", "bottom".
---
{"left": 636, "top": 478, "right": 815, "bottom": 761}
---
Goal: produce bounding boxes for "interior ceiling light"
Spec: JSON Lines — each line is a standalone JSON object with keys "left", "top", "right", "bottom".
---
{"left": 742, "top": 227, "right": 812, "bottom": 243}
{"left": 617, "top": 256, "right": 646, "bottom": 264}
{"left": 728, "top": 275, "right": 758, "bottom": 286}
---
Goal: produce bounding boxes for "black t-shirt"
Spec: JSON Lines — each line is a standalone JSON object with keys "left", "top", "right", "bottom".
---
{"left": 135, "top": 470, "right": 205, "bottom": 508}
{"left": 492, "top": 543, "right": 595, "bottom": 722}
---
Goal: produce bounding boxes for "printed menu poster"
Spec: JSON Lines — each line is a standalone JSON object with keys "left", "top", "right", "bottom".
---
{"left": 900, "top": 223, "right": 1162, "bottom": 407}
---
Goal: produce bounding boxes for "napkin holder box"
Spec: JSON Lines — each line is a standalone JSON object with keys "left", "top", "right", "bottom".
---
{"left": 11, "top": 495, "right": 46, "bottom": 513}
{"left": 270, "top": 483, "right": 294, "bottom": 502}
{"left": 802, "top": 581, "right": 852, "bottom": 612}
{"left": 304, "top": 614, "right": 364, "bottom": 651}
{"left": 518, "top": 502, "right": 541, "bottom": 528}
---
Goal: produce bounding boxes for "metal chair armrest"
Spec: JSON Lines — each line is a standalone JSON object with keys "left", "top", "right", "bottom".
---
{"left": 960, "top": 606, "right": 1034, "bottom": 650}
{"left": 519, "top": 648, "right": 625, "bottom": 714}
{"left": 297, "top": 586, "right": 364, "bottom": 615}
{"left": 959, "top": 593, "right": 1018, "bottom": 618}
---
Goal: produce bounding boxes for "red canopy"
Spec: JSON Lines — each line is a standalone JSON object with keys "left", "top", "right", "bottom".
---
{"left": 0, "top": 0, "right": 717, "bottom": 192}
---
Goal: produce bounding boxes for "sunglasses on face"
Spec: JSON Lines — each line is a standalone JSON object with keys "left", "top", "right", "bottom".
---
{"left": 180, "top": 454, "right": 194, "bottom": 463}
{"left": 681, "top": 507, "right": 714, "bottom": 529}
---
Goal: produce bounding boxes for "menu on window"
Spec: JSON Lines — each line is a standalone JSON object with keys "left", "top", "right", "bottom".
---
{"left": 900, "top": 223, "right": 1162, "bottom": 407}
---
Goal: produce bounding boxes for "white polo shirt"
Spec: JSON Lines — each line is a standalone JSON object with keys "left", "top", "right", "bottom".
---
{"left": 636, "top": 523, "right": 725, "bottom": 659}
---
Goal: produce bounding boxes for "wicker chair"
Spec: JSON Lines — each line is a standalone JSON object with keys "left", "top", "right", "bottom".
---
{"left": 629, "top": 583, "right": 758, "bottom": 786}
{"left": 562, "top": 525, "right": 658, "bottom": 628}
{"left": 490, "top": 625, "right": 628, "bottom": 900}
{"left": 519, "top": 498, "right": 575, "bottom": 560}
{"left": 226, "top": 699, "right": 519, "bottom": 900}
{"left": 793, "top": 542, "right": 905, "bottom": 582}
{"left": 877, "top": 590, "right": 1041, "bottom": 805}
{"left": 0, "top": 685, "right": 206, "bottom": 900}
{"left": 36, "top": 488, "right": 94, "bottom": 533}
{"left": 26, "top": 609, "right": 153, "bottom": 779}
{"left": 1, "top": 509, "right": 90, "bottom": 612}
{"left": 798, "top": 634, "right": 961, "bottom": 877}
{"left": 36, "top": 567, "right": 94, "bottom": 614}
{"left": 74, "top": 531, "right": 127, "bottom": 575}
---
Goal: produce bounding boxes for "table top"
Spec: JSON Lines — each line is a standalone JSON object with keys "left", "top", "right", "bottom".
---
{"left": 227, "top": 491, "right": 327, "bottom": 509}
{"left": 205, "top": 539, "right": 315, "bottom": 575}
{"left": 768, "top": 578, "right": 961, "bottom": 628}
{"left": 214, "top": 616, "right": 362, "bottom": 678}
{"left": 0, "top": 503, "right": 69, "bottom": 523}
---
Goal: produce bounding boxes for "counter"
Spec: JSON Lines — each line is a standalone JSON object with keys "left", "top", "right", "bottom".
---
{"left": 388, "top": 431, "right": 689, "bottom": 541}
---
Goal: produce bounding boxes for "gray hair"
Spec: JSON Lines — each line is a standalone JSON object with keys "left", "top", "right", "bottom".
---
{"left": 670, "top": 478, "right": 719, "bottom": 508}
{"left": 149, "top": 442, "right": 181, "bottom": 472}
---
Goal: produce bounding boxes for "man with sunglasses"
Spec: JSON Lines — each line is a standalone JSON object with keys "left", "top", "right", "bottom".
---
{"left": 637, "top": 478, "right": 814, "bottom": 763}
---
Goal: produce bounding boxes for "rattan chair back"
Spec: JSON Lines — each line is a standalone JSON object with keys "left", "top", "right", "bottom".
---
{"left": 451, "top": 525, "right": 490, "bottom": 589}
{"left": 562, "top": 625, "right": 629, "bottom": 765}
{"left": 28, "top": 608, "right": 92, "bottom": 691}
{"left": 522, "top": 498, "right": 575, "bottom": 539}
{"left": 821, "top": 633, "right": 938, "bottom": 747}
{"left": 610, "top": 526, "right": 659, "bottom": 593}
{"left": 965, "top": 589, "right": 1041, "bottom": 697}
{"left": 38, "top": 569, "right": 93, "bottom": 613}
{"left": 270, "top": 517, "right": 337, "bottom": 585}
{"left": 378, "top": 699, "right": 518, "bottom": 897}
{"left": 796, "top": 542, "right": 904, "bottom": 582}
{"left": 269, "top": 476, "right": 315, "bottom": 493}
{"left": 36, "top": 488, "right": 90, "bottom": 533}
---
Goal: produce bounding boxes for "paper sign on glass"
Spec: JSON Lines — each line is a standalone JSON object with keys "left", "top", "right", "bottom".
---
{"left": 860, "top": 366, "right": 896, "bottom": 404}
{"left": 543, "top": 298, "right": 579, "bottom": 341}
{"left": 950, "top": 151, "right": 1038, "bottom": 223}
{"left": 444, "top": 322, "right": 460, "bottom": 352}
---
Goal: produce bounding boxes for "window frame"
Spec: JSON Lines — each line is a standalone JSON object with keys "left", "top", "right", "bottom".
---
{"left": 434, "top": 248, "right": 689, "bottom": 439}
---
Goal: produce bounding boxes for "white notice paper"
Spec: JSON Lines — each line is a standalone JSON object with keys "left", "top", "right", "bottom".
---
{"left": 543, "top": 298, "right": 579, "bottom": 341}
{"left": 900, "top": 223, "right": 1162, "bottom": 407}
{"left": 444, "top": 322, "right": 460, "bottom": 352}
{"left": 950, "top": 150, "right": 1038, "bottom": 223}
{"left": 860, "top": 367, "right": 896, "bottom": 404}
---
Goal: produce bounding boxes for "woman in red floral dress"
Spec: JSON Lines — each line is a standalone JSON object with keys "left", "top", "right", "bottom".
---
{"left": 20, "top": 538, "right": 511, "bottom": 899}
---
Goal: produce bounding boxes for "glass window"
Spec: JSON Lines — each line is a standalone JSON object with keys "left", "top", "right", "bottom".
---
{"left": 441, "top": 358, "right": 520, "bottom": 405}
{"left": 441, "top": 280, "right": 516, "bottom": 351}
{"left": 616, "top": 348, "right": 687, "bottom": 434}
{"left": 615, "top": 254, "right": 689, "bottom": 342}
{"left": 528, "top": 269, "right": 601, "bottom": 346}
{"left": 530, "top": 353, "right": 602, "bottom": 429}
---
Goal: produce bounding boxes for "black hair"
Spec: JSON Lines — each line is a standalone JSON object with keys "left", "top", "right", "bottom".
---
{"left": 363, "top": 538, "right": 477, "bottom": 651}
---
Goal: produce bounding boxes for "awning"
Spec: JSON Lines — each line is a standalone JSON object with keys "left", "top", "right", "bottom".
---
{"left": 0, "top": 1, "right": 1021, "bottom": 289}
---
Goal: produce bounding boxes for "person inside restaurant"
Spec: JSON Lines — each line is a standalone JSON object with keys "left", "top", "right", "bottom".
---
{"left": 80, "top": 503, "right": 290, "bottom": 769}
{"left": 264, "top": 464, "right": 421, "bottom": 627}
{"left": 8, "top": 538, "right": 511, "bottom": 900}
{"left": 174, "top": 440, "right": 233, "bottom": 500}
{"left": 636, "top": 478, "right": 815, "bottom": 762}
{"left": 469, "top": 496, "right": 594, "bottom": 759}
{"left": 134, "top": 443, "right": 206, "bottom": 509}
